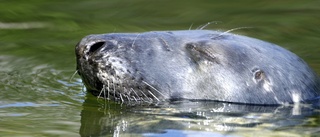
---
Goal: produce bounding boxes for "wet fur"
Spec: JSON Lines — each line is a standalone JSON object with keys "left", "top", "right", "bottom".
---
{"left": 75, "top": 29, "right": 320, "bottom": 105}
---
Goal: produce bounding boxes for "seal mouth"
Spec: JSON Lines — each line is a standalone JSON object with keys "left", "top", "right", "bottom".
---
{"left": 88, "top": 71, "right": 166, "bottom": 103}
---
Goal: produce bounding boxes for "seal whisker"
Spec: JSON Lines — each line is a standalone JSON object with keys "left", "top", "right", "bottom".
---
{"left": 119, "top": 93, "right": 124, "bottom": 102}
{"left": 213, "top": 27, "right": 253, "bottom": 39}
{"left": 113, "top": 79, "right": 116, "bottom": 100}
{"left": 142, "top": 80, "right": 166, "bottom": 98}
{"left": 197, "top": 21, "right": 222, "bottom": 30}
{"left": 189, "top": 23, "right": 194, "bottom": 30}
{"left": 97, "top": 84, "right": 106, "bottom": 99}
{"left": 124, "top": 87, "right": 131, "bottom": 102}
{"left": 107, "top": 80, "right": 110, "bottom": 99}
{"left": 131, "top": 88, "right": 142, "bottom": 101}
{"left": 119, "top": 81, "right": 126, "bottom": 101}
{"left": 69, "top": 70, "right": 78, "bottom": 82}
{"left": 132, "top": 96, "right": 138, "bottom": 102}
{"left": 147, "top": 94, "right": 153, "bottom": 102}
{"left": 147, "top": 90, "right": 160, "bottom": 102}
{"left": 97, "top": 85, "right": 103, "bottom": 98}
{"left": 124, "top": 94, "right": 130, "bottom": 103}
{"left": 139, "top": 89, "right": 151, "bottom": 102}
{"left": 135, "top": 71, "right": 169, "bottom": 97}
{"left": 103, "top": 84, "right": 107, "bottom": 99}
{"left": 131, "top": 33, "right": 141, "bottom": 48}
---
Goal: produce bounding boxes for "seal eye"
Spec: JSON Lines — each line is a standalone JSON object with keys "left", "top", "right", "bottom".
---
{"left": 186, "top": 43, "right": 196, "bottom": 50}
{"left": 88, "top": 41, "right": 105, "bottom": 54}
{"left": 186, "top": 43, "right": 217, "bottom": 64}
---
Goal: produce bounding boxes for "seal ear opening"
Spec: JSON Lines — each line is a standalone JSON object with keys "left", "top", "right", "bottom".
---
{"left": 252, "top": 68, "right": 265, "bottom": 82}
{"left": 88, "top": 41, "right": 105, "bottom": 54}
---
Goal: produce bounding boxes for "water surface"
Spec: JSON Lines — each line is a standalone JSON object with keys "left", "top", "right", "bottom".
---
{"left": 0, "top": 0, "right": 320, "bottom": 136}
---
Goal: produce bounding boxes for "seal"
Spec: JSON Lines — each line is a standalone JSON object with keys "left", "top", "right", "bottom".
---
{"left": 75, "top": 30, "right": 320, "bottom": 105}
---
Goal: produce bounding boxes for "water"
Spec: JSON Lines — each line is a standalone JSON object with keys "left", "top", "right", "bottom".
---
{"left": 0, "top": 0, "right": 320, "bottom": 136}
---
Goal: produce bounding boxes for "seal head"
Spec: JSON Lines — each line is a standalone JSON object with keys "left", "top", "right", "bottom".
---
{"left": 76, "top": 30, "right": 320, "bottom": 105}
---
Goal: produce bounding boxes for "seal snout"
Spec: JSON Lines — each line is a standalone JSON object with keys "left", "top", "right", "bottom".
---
{"left": 76, "top": 34, "right": 138, "bottom": 83}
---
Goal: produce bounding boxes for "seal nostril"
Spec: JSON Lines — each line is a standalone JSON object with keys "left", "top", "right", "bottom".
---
{"left": 88, "top": 41, "right": 105, "bottom": 54}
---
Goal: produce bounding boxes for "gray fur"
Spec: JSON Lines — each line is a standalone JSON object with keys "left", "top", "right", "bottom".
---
{"left": 75, "top": 30, "right": 320, "bottom": 105}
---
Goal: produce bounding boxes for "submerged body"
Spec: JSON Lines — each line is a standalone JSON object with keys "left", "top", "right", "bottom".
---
{"left": 75, "top": 30, "right": 320, "bottom": 105}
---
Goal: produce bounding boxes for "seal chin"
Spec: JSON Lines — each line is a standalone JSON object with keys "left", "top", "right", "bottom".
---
{"left": 93, "top": 70, "right": 165, "bottom": 102}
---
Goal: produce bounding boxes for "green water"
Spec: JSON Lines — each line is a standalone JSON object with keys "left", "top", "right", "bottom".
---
{"left": 0, "top": 0, "right": 320, "bottom": 136}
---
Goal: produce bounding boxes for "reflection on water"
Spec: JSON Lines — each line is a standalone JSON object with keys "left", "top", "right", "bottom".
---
{"left": 0, "top": 56, "right": 84, "bottom": 136}
{"left": 0, "top": 0, "right": 320, "bottom": 136}
{"left": 80, "top": 95, "right": 320, "bottom": 137}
